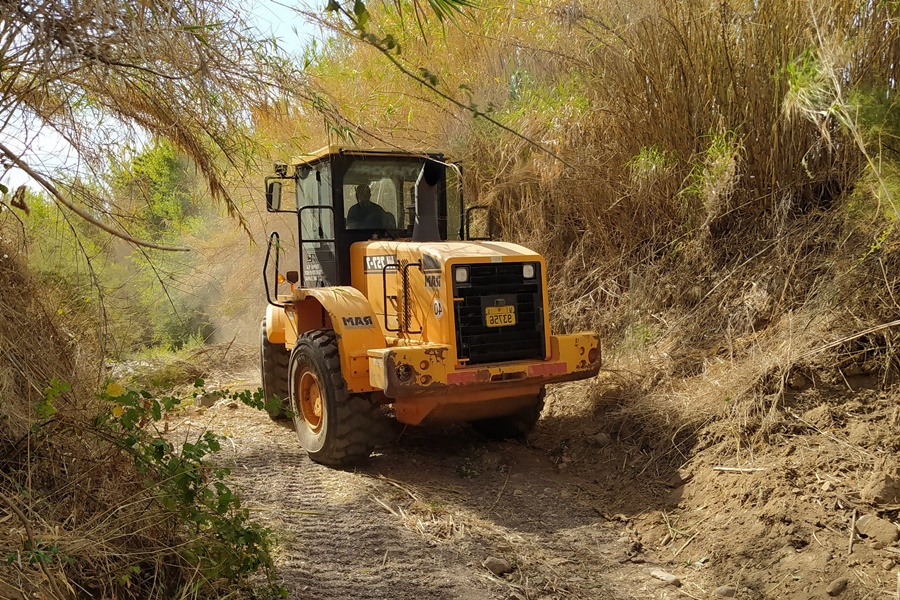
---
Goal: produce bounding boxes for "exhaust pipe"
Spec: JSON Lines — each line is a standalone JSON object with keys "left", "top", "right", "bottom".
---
{"left": 412, "top": 159, "right": 442, "bottom": 243}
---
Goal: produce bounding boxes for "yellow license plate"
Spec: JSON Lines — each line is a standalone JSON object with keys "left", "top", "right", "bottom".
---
{"left": 485, "top": 305, "right": 516, "bottom": 327}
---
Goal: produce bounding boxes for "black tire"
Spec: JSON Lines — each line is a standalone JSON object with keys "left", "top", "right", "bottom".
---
{"left": 260, "top": 318, "right": 290, "bottom": 420}
{"left": 471, "top": 387, "right": 546, "bottom": 440}
{"left": 289, "top": 329, "right": 388, "bottom": 466}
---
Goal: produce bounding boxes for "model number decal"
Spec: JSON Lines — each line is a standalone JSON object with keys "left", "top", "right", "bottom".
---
{"left": 342, "top": 315, "right": 374, "bottom": 329}
{"left": 425, "top": 274, "right": 441, "bottom": 288}
{"left": 364, "top": 254, "right": 397, "bottom": 273}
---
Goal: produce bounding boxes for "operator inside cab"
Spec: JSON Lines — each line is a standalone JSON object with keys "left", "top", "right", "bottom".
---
{"left": 347, "top": 184, "right": 396, "bottom": 229}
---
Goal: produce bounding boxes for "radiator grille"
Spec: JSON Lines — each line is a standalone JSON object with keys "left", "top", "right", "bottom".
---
{"left": 453, "top": 263, "right": 545, "bottom": 365}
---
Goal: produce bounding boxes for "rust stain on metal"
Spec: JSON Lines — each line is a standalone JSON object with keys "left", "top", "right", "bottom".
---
{"left": 447, "top": 371, "right": 477, "bottom": 385}
{"left": 423, "top": 346, "right": 448, "bottom": 363}
{"left": 383, "top": 353, "right": 434, "bottom": 393}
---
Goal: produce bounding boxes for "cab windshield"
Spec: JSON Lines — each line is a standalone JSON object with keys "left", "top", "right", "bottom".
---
{"left": 342, "top": 158, "right": 427, "bottom": 231}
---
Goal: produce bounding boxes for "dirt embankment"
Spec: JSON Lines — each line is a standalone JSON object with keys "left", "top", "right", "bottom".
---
{"left": 587, "top": 379, "right": 900, "bottom": 600}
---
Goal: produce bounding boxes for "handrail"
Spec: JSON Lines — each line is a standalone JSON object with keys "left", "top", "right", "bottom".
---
{"left": 381, "top": 262, "right": 400, "bottom": 332}
{"left": 380, "top": 260, "right": 423, "bottom": 334}
{"left": 402, "top": 260, "right": 423, "bottom": 335}
{"left": 263, "top": 231, "right": 288, "bottom": 308}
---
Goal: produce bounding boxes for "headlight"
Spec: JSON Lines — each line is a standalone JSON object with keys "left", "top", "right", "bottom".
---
{"left": 454, "top": 266, "right": 469, "bottom": 283}
{"left": 523, "top": 263, "right": 536, "bottom": 279}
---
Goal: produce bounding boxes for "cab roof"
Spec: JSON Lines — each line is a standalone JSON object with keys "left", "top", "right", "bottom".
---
{"left": 290, "top": 145, "right": 444, "bottom": 168}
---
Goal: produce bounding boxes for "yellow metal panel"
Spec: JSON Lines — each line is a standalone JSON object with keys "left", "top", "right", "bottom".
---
{"left": 265, "top": 305, "right": 289, "bottom": 344}
{"left": 293, "top": 286, "right": 387, "bottom": 393}
{"left": 551, "top": 333, "right": 602, "bottom": 372}
{"left": 290, "top": 147, "right": 444, "bottom": 169}
{"left": 368, "top": 349, "right": 388, "bottom": 390}
{"left": 289, "top": 145, "right": 339, "bottom": 167}
{"left": 367, "top": 345, "right": 451, "bottom": 390}
{"left": 350, "top": 240, "right": 548, "bottom": 363}
{"left": 276, "top": 238, "right": 599, "bottom": 419}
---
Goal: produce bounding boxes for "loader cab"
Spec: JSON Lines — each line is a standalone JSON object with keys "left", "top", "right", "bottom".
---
{"left": 266, "top": 147, "right": 463, "bottom": 288}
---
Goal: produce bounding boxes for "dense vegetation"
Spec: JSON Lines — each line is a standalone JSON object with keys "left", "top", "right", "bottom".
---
{"left": 305, "top": 0, "right": 900, "bottom": 441}
{"left": 0, "top": 1, "right": 301, "bottom": 597}
{"left": 3, "top": 0, "right": 900, "bottom": 596}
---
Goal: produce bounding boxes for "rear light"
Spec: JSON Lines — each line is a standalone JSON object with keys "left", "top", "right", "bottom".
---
{"left": 588, "top": 347, "right": 600, "bottom": 364}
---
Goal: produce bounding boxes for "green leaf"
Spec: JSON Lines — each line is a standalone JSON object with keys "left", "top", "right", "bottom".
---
{"left": 420, "top": 69, "right": 439, "bottom": 86}
{"left": 353, "top": 0, "right": 369, "bottom": 29}
{"left": 426, "top": 0, "right": 475, "bottom": 24}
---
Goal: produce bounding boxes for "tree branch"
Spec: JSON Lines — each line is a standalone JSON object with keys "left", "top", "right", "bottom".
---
{"left": 377, "top": 45, "right": 572, "bottom": 167}
{"left": 328, "top": 6, "right": 575, "bottom": 169}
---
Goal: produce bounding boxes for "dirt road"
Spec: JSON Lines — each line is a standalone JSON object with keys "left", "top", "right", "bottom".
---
{"left": 171, "top": 384, "right": 667, "bottom": 599}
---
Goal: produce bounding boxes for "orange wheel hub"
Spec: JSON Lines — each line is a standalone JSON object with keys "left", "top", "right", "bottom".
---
{"left": 296, "top": 368, "right": 323, "bottom": 433}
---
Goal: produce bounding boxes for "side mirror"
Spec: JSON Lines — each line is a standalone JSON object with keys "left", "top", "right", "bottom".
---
{"left": 266, "top": 181, "right": 282, "bottom": 211}
{"left": 464, "top": 205, "right": 493, "bottom": 241}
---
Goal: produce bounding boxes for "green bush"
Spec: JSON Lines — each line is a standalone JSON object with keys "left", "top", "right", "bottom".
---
{"left": 96, "top": 379, "right": 283, "bottom": 595}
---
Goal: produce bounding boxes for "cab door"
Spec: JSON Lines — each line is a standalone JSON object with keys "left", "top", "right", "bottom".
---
{"left": 297, "top": 164, "right": 337, "bottom": 287}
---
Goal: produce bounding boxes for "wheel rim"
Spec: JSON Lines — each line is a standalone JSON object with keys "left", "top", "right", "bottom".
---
{"left": 296, "top": 367, "right": 324, "bottom": 433}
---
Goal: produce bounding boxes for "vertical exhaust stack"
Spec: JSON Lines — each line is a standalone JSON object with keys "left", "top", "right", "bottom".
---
{"left": 412, "top": 159, "right": 442, "bottom": 242}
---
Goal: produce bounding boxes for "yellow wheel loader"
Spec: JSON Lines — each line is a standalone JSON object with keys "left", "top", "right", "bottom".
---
{"left": 260, "top": 147, "right": 601, "bottom": 466}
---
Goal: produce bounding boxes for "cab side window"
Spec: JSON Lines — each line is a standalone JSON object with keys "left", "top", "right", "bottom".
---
{"left": 296, "top": 164, "right": 336, "bottom": 286}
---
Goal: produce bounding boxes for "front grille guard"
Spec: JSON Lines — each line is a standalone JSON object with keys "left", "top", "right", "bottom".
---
{"left": 452, "top": 263, "right": 545, "bottom": 365}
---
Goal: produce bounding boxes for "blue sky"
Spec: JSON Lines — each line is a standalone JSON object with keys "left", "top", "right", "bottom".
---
{"left": 249, "top": 0, "right": 320, "bottom": 57}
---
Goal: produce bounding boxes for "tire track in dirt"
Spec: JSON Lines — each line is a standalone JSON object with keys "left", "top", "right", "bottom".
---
{"left": 174, "top": 390, "right": 656, "bottom": 600}
{"left": 218, "top": 414, "right": 489, "bottom": 600}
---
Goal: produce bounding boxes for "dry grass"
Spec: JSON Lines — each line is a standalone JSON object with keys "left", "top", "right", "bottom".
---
{"left": 113, "top": 341, "right": 258, "bottom": 392}
{"left": 1, "top": 2, "right": 886, "bottom": 593}
{"left": 0, "top": 223, "right": 224, "bottom": 598}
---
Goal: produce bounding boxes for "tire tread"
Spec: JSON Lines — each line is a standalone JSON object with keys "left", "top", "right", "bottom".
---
{"left": 292, "top": 329, "right": 390, "bottom": 466}
{"left": 260, "top": 318, "right": 290, "bottom": 420}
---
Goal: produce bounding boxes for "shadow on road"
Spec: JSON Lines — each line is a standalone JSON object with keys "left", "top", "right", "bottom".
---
{"left": 356, "top": 399, "right": 689, "bottom": 540}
